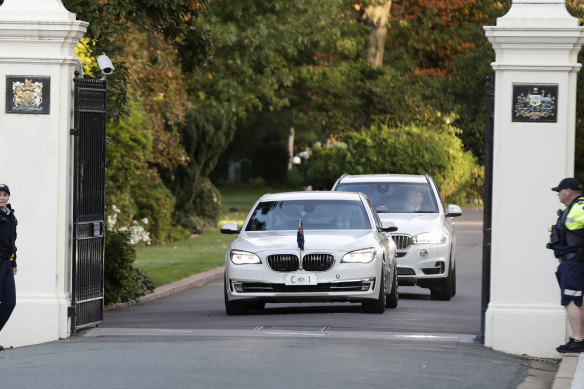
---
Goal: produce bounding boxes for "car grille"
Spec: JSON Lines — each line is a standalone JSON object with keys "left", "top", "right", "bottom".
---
{"left": 392, "top": 234, "right": 412, "bottom": 250}
{"left": 267, "top": 254, "right": 299, "bottom": 272}
{"left": 238, "top": 281, "right": 369, "bottom": 293}
{"left": 267, "top": 254, "right": 335, "bottom": 272}
{"left": 303, "top": 254, "right": 335, "bottom": 272}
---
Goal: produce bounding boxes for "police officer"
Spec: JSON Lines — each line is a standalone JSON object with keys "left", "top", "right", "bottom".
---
{"left": 0, "top": 183, "right": 17, "bottom": 349}
{"left": 548, "top": 178, "right": 584, "bottom": 353}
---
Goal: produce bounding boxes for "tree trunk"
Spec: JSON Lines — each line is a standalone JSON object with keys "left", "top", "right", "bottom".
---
{"left": 361, "top": 0, "right": 392, "bottom": 68}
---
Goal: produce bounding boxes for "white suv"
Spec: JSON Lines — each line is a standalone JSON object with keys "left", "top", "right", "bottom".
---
{"left": 332, "top": 174, "right": 462, "bottom": 301}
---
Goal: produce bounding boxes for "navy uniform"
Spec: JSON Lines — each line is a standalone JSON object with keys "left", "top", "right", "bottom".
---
{"left": 548, "top": 178, "right": 584, "bottom": 353}
{"left": 0, "top": 183, "right": 17, "bottom": 338}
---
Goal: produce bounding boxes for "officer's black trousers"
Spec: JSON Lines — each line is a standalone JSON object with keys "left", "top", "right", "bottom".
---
{"left": 0, "top": 260, "right": 15, "bottom": 332}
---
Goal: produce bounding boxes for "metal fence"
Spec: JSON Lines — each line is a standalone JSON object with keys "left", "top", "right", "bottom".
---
{"left": 70, "top": 73, "right": 107, "bottom": 333}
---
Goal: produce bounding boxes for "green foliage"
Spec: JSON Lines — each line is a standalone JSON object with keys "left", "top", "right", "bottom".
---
{"left": 294, "top": 62, "right": 452, "bottom": 145}
{"left": 106, "top": 100, "right": 176, "bottom": 243}
{"left": 175, "top": 177, "right": 222, "bottom": 234}
{"left": 190, "top": 0, "right": 364, "bottom": 184}
{"left": 104, "top": 229, "right": 155, "bottom": 305}
{"left": 192, "top": 0, "right": 363, "bottom": 116}
{"left": 343, "top": 123, "right": 481, "bottom": 203}
{"left": 304, "top": 142, "right": 349, "bottom": 190}
{"left": 163, "top": 107, "right": 234, "bottom": 232}
{"left": 62, "top": 0, "right": 212, "bottom": 120}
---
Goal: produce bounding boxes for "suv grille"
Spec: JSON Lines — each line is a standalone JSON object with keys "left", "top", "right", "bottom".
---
{"left": 392, "top": 234, "right": 412, "bottom": 250}
{"left": 267, "top": 254, "right": 299, "bottom": 272}
{"left": 303, "top": 254, "right": 335, "bottom": 272}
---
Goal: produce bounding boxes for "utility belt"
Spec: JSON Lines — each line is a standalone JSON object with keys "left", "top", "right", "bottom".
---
{"left": 0, "top": 251, "right": 14, "bottom": 261}
{"left": 559, "top": 252, "right": 578, "bottom": 263}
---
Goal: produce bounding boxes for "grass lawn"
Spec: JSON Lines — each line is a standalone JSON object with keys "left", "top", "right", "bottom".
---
{"left": 135, "top": 232, "right": 234, "bottom": 287}
{"left": 135, "top": 184, "right": 292, "bottom": 287}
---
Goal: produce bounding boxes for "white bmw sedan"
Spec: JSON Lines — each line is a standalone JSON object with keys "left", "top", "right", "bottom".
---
{"left": 221, "top": 191, "right": 399, "bottom": 315}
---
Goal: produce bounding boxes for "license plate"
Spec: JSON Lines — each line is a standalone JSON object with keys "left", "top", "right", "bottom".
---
{"left": 285, "top": 274, "right": 317, "bottom": 286}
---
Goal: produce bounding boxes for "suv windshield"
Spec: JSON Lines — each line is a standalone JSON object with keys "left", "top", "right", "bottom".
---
{"left": 335, "top": 182, "right": 438, "bottom": 214}
{"left": 246, "top": 200, "right": 371, "bottom": 231}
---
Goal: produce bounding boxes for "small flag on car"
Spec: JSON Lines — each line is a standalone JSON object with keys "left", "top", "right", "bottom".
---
{"left": 297, "top": 219, "right": 305, "bottom": 250}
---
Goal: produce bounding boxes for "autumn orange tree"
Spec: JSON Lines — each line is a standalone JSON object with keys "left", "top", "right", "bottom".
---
{"left": 385, "top": 0, "right": 510, "bottom": 162}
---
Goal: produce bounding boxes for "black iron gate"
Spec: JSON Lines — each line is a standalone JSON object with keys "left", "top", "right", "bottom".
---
{"left": 70, "top": 72, "right": 107, "bottom": 333}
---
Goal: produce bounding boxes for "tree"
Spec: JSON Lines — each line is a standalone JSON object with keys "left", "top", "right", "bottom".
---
{"left": 60, "top": 0, "right": 215, "bottom": 239}
{"left": 385, "top": 0, "right": 510, "bottom": 162}
{"left": 62, "top": 0, "right": 212, "bottom": 120}
{"left": 357, "top": 0, "right": 392, "bottom": 67}
{"left": 166, "top": 0, "right": 364, "bottom": 221}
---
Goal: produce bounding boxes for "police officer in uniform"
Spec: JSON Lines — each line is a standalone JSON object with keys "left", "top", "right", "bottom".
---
{"left": 0, "top": 183, "right": 17, "bottom": 350}
{"left": 548, "top": 178, "right": 584, "bottom": 353}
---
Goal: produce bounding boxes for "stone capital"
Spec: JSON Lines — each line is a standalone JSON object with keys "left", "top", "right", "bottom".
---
{"left": 496, "top": 0, "right": 579, "bottom": 28}
{"left": 0, "top": 0, "right": 77, "bottom": 22}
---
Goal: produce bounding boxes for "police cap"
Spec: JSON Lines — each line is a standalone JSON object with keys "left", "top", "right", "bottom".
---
{"left": 552, "top": 178, "right": 582, "bottom": 192}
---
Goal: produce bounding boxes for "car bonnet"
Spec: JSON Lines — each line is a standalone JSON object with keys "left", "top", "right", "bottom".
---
{"left": 377, "top": 212, "right": 444, "bottom": 235}
{"left": 232, "top": 229, "right": 377, "bottom": 253}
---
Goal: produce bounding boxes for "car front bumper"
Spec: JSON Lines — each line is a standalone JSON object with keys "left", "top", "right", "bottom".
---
{"left": 396, "top": 242, "right": 451, "bottom": 285}
{"left": 225, "top": 260, "right": 382, "bottom": 304}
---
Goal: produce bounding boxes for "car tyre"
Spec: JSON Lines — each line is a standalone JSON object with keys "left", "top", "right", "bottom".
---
{"left": 362, "top": 270, "right": 386, "bottom": 314}
{"left": 450, "top": 264, "right": 457, "bottom": 298}
{"left": 224, "top": 278, "right": 248, "bottom": 315}
{"left": 430, "top": 266, "right": 453, "bottom": 301}
{"left": 386, "top": 266, "right": 398, "bottom": 308}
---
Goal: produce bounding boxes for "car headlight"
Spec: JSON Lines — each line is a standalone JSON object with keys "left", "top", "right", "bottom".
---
{"left": 230, "top": 250, "right": 261, "bottom": 264}
{"left": 413, "top": 232, "right": 447, "bottom": 244}
{"left": 341, "top": 249, "right": 376, "bottom": 263}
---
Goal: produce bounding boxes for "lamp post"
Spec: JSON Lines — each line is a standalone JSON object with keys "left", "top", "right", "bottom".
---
{"left": 292, "top": 149, "right": 311, "bottom": 190}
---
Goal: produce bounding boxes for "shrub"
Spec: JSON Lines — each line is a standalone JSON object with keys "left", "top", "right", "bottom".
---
{"left": 302, "top": 142, "right": 349, "bottom": 190}
{"left": 305, "top": 121, "right": 483, "bottom": 203}
{"left": 104, "top": 229, "right": 155, "bottom": 305}
{"left": 175, "top": 178, "right": 222, "bottom": 234}
{"left": 344, "top": 123, "right": 482, "bottom": 203}
{"left": 106, "top": 100, "right": 177, "bottom": 244}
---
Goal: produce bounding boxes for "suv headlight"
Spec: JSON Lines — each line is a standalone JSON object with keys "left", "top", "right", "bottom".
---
{"left": 230, "top": 250, "right": 261, "bottom": 264}
{"left": 341, "top": 249, "right": 376, "bottom": 263}
{"left": 413, "top": 232, "right": 447, "bottom": 244}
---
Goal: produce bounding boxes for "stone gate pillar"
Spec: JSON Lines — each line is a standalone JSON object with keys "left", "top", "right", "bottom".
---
{"left": 0, "top": 0, "right": 87, "bottom": 346}
{"left": 484, "top": 0, "right": 584, "bottom": 357}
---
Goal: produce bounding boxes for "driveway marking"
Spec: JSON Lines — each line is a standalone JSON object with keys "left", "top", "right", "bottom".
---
{"left": 83, "top": 327, "right": 476, "bottom": 343}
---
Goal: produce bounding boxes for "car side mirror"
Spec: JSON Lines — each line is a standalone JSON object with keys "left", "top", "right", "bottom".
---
{"left": 220, "top": 221, "right": 240, "bottom": 234}
{"left": 445, "top": 204, "right": 462, "bottom": 217}
{"left": 380, "top": 220, "right": 398, "bottom": 233}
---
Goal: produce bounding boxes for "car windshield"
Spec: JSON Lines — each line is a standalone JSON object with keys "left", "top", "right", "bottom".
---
{"left": 245, "top": 200, "right": 371, "bottom": 231}
{"left": 335, "top": 182, "right": 438, "bottom": 213}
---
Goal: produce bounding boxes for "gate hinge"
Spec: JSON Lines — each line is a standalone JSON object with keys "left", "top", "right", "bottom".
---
{"left": 68, "top": 306, "right": 76, "bottom": 317}
{"left": 70, "top": 128, "right": 78, "bottom": 136}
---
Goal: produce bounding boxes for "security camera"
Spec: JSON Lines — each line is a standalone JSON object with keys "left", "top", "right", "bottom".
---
{"left": 97, "top": 55, "right": 114, "bottom": 79}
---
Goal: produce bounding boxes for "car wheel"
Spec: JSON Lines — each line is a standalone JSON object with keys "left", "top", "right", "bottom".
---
{"left": 362, "top": 270, "right": 386, "bottom": 314}
{"left": 430, "top": 266, "right": 453, "bottom": 301}
{"left": 386, "top": 266, "right": 398, "bottom": 308}
{"left": 450, "top": 264, "right": 457, "bottom": 298}
{"left": 224, "top": 278, "right": 248, "bottom": 315}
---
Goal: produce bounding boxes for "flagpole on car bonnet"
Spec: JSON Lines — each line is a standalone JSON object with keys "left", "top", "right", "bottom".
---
{"left": 297, "top": 219, "right": 304, "bottom": 269}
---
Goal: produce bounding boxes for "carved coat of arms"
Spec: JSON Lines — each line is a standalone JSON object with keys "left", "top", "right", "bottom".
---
{"left": 12, "top": 79, "right": 43, "bottom": 111}
{"left": 512, "top": 85, "right": 558, "bottom": 123}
